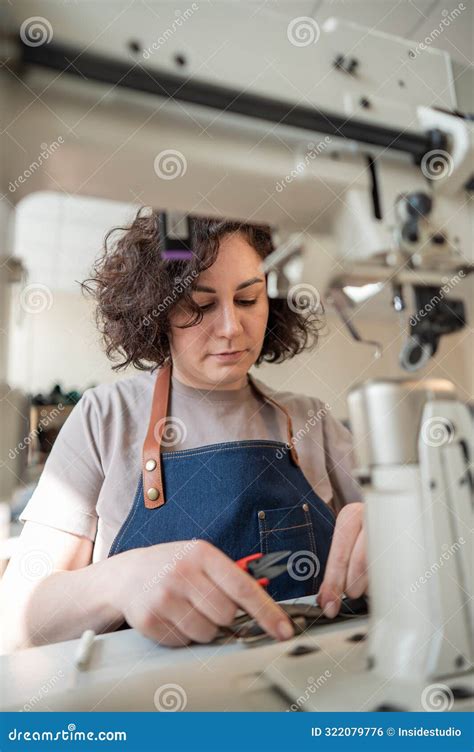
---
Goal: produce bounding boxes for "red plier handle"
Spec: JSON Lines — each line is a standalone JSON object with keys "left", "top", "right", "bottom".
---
{"left": 236, "top": 550, "right": 291, "bottom": 588}
{"left": 236, "top": 553, "right": 270, "bottom": 587}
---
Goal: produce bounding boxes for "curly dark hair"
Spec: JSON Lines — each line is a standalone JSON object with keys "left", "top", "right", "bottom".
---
{"left": 81, "top": 208, "right": 323, "bottom": 371}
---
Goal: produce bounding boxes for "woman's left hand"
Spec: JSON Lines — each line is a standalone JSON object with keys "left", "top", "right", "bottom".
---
{"left": 317, "top": 501, "right": 368, "bottom": 618}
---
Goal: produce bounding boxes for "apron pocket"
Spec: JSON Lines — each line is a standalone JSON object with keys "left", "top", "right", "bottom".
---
{"left": 257, "top": 503, "right": 320, "bottom": 599}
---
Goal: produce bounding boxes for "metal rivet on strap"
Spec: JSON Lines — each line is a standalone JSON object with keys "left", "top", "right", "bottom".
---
{"left": 147, "top": 487, "right": 160, "bottom": 501}
{"left": 302, "top": 503, "right": 309, "bottom": 512}
{"left": 258, "top": 510, "right": 266, "bottom": 520}
{"left": 145, "top": 459, "right": 157, "bottom": 471}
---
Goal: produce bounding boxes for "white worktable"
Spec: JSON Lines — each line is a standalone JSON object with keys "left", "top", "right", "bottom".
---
{"left": 2, "top": 611, "right": 473, "bottom": 713}
{"left": 0, "top": 597, "right": 371, "bottom": 712}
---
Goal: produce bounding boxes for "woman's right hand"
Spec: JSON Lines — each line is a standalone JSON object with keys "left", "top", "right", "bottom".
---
{"left": 111, "top": 539, "right": 295, "bottom": 646}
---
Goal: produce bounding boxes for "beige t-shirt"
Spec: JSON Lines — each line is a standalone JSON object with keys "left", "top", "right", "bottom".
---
{"left": 20, "top": 370, "right": 362, "bottom": 562}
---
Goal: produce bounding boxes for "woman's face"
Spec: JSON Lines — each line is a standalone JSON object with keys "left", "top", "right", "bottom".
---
{"left": 168, "top": 232, "right": 269, "bottom": 390}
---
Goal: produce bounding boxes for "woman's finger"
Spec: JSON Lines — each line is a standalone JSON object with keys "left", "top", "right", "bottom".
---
{"left": 186, "top": 573, "right": 238, "bottom": 627}
{"left": 345, "top": 529, "right": 368, "bottom": 598}
{"left": 135, "top": 608, "right": 191, "bottom": 647}
{"left": 201, "top": 543, "right": 294, "bottom": 641}
{"left": 153, "top": 588, "right": 219, "bottom": 643}
{"left": 318, "top": 502, "right": 363, "bottom": 617}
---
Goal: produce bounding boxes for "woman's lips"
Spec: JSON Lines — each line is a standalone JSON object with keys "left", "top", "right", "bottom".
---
{"left": 209, "top": 349, "right": 248, "bottom": 362}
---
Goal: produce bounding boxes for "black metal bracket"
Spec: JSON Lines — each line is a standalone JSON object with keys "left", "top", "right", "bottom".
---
{"left": 18, "top": 39, "right": 448, "bottom": 163}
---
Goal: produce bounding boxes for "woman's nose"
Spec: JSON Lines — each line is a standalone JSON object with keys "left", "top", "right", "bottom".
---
{"left": 214, "top": 303, "right": 243, "bottom": 339}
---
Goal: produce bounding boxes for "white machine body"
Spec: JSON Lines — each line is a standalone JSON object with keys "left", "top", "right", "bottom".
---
{"left": 348, "top": 380, "right": 473, "bottom": 682}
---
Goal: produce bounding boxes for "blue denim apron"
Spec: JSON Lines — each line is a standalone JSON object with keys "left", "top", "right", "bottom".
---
{"left": 108, "top": 365, "right": 335, "bottom": 600}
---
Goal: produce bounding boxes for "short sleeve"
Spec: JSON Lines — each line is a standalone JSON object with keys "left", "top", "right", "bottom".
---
{"left": 322, "top": 410, "right": 363, "bottom": 513}
{"left": 19, "top": 391, "right": 104, "bottom": 540}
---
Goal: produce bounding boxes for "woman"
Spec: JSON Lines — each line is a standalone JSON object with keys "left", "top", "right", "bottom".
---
{"left": 1, "top": 211, "right": 367, "bottom": 651}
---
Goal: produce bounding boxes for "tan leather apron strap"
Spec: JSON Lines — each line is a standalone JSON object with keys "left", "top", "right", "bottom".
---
{"left": 248, "top": 376, "right": 300, "bottom": 466}
{"left": 142, "top": 366, "right": 299, "bottom": 509}
{"left": 142, "top": 363, "right": 171, "bottom": 509}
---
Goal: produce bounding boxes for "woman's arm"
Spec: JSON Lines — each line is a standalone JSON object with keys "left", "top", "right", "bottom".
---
{"left": 0, "top": 521, "right": 124, "bottom": 652}
{"left": 1, "top": 388, "right": 123, "bottom": 652}
{"left": 1, "top": 522, "right": 294, "bottom": 653}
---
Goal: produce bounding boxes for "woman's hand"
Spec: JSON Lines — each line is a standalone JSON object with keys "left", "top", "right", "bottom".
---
{"left": 111, "top": 539, "right": 295, "bottom": 646}
{"left": 317, "top": 502, "right": 368, "bottom": 618}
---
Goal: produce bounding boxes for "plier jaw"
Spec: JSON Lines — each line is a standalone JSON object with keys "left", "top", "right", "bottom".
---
{"left": 236, "top": 550, "right": 291, "bottom": 586}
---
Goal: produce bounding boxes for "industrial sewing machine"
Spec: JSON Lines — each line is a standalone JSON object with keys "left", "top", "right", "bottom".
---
{"left": 0, "top": 1, "right": 472, "bottom": 712}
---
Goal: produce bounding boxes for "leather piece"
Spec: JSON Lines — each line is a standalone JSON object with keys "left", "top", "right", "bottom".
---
{"left": 248, "top": 375, "right": 300, "bottom": 466}
{"left": 217, "top": 596, "right": 369, "bottom": 643}
{"left": 143, "top": 363, "right": 171, "bottom": 509}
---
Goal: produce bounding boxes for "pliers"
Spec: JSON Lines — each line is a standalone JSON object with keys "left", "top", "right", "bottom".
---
{"left": 236, "top": 550, "right": 291, "bottom": 587}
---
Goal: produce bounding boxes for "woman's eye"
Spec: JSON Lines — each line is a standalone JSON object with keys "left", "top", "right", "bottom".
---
{"left": 197, "top": 299, "right": 257, "bottom": 312}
